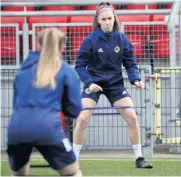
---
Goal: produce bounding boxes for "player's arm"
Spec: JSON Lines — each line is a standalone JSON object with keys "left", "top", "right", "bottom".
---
{"left": 121, "top": 33, "right": 141, "bottom": 85}
{"left": 62, "top": 69, "right": 82, "bottom": 118}
{"left": 75, "top": 38, "right": 94, "bottom": 88}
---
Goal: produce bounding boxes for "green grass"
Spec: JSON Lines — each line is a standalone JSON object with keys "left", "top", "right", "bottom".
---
{"left": 1, "top": 159, "right": 181, "bottom": 176}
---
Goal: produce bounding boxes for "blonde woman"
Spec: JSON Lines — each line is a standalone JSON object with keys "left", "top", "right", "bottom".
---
{"left": 7, "top": 28, "right": 83, "bottom": 176}
{"left": 73, "top": 2, "right": 153, "bottom": 168}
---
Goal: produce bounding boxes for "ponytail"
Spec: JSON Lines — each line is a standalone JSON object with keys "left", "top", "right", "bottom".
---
{"left": 35, "top": 28, "right": 65, "bottom": 89}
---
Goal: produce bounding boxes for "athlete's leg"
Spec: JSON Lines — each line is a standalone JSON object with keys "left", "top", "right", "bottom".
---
{"left": 36, "top": 140, "right": 83, "bottom": 176}
{"left": 7, "top": 143, "right": 32, "bottom": 176}
{"left": 73, "top": 98, "right": 96, "bottom": 159}
{"left": 113, "top": 97, "right": 153, "bottom": 168}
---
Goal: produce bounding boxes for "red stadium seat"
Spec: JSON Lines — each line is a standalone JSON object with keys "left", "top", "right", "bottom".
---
{"left": 28, "top": 16, "right": 68, "bottom": 30}
{"left": 71, "top": 33, "right": 89, "bottom": 57}
{"left": 33, "top": 36, "right": 67, "bottom": 52}
{"left": 70, "top": 16, "right": 94, "bottom": 23}
{"left": 1, "top": 16, "right": 22, "bottom": 64}
{"left": 1, "top": 17, "right": 24, "bottom": 31}
{"left": 83, "top": 5, "right": 117, "bottom": 10}
{"left": 126, "top": 34, "right": 146, "bottom": 58}
{"left": 43, "top": 6, "right": 76, "bottom": 22}
{"left": 118, "top": 15, "right": 151, "bottom": 22}
{"left": 28, "top": 16, "right": 68, "bottom": 50}
{"left": 167, "top": 4, "right": 172, "bottom": 8}
{"left": 149, "top": 15, "right": 169, "bottom": 60}
{"left": 83, "top": 5, "right": 97, "bottom": 10}
{"left": 69, "top": 16, "right": 94, "bottom": 57}
{"left": 126, "top": 4, "right": 157, "bottom": 9}
{"left": 152, "top": 34, "right": 169, "bottom": 57}
{"left": 151, "top": 14, "right": 168, "bottom": 21}
{"left": 43, "top": 6, "right": 76, "bottom": 11}
{"left": 118, "top": 15, "right": 150, "bottom": 35}
{"left": 69, "top": 16, "right": 93, "bottom": 33}
{"left": 1, "top": 26, "right": 17, "bottom": 36}
{"left": 3, "top": 6, "right": 35, "bottom": 11}
{"left": 151, "top": 24, "right": 168, "bottom": 35}
{"left": 0, "top": 35, "right": 17, "bottom": 61}
{"left": 150, "top": 15, "right": 168, "bottom": 34}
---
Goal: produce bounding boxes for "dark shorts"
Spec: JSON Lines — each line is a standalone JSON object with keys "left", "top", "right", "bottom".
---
{"left": 7, "top": 138, "right": 76, "bottom": 171}
{"left": 82, "top": 85, "right": 130, "bottom": 105}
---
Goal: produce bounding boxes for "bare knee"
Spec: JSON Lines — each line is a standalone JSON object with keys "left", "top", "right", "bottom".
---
{"left": 58, "top": 161, "right": 82, "bottom": 176}
{"left": 11, "top": 163, "right": 30, "bottom": 176}
{"left": 76, "top": 114, "right": 90, "bottom": 130}
{"left": 126, "top": 114, "right": 139, "bottom": 128}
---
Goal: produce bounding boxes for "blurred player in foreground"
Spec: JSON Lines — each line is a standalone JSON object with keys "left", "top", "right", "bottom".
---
{"left": 7, "top": 28, "right": 83, "bottom": 176}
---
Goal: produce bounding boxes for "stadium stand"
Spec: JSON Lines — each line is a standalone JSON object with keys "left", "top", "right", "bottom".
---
{"left": 28, "top": 16, "right": 68, "bottom": 50}
{"left": 167, "top": 4, "right": 173, "bottom": 8}
{"left": 125, "top": 4, "right": 158, "bottom": 10}
{"left": 43, "top": 5, "right": 76, "bottom": 11}
{"left": 69, "top": 16, "right": 94, "bottom": 57}
{"left": 3, "top": 6, "right": 35, "bottom": 11}
{"left": 149, "top": 14, "right": 169, "bottom": 58}
{"left": 1, "top": 17, "right": 24, "bottom": 31}
{"left": 1, "top": 3, "right": 170, "bottom": 63}
{"left": 0, "top": 36, "right": 17, "bottom": 59}
{"left": 28, "top": 16, "right": 68, "bottom": 30}
{"left": 83, "top": 5, "right": 117, "bottom": 10}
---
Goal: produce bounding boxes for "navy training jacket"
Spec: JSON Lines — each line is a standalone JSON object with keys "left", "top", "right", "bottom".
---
{"left": 8, "top": 51, "right": 82, "bottom": 144}
{"left": 75, "top": 27, "right": 140, "bottom": 88}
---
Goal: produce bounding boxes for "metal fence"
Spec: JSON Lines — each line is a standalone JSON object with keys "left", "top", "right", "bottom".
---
{"left": 0, "top": 24, "right": 20, "bottom": 66}
{"left": 1, "top": 22, "right": 181, "bottom": 69}
{"left": 1, "top": 21, "right": 181, "bottom": 68}
{"left": 83, "top": 66, "right": 153, "bottom": 151}
{"left": 122, "top": 21, "right": 171, "bottom": 70}
{"left": 155, "top": 68, "right": 181, "bottom": 153}
{"left": 1, "top": 69, "right": 17, "bottom": 150}
{"left": 1, "top": 1, "right": 181, "bottom": 156}
{"left": 1, "top": 66, "right": 154, "bottom": 157}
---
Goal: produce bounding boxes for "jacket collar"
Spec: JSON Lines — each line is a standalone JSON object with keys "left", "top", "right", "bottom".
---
{"left": 21, "top": 51, "right": 40, "bottom": 70}
{"left": 93, "top": 27, "right": 117, "bottom": 39}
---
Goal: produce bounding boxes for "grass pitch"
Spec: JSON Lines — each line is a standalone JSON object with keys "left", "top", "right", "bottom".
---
{"left": 1, "top": 158, "right": 181, "bottom": 176}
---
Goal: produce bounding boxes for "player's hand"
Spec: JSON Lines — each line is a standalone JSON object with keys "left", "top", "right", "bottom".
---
{"left": 89, "top": 83, "right": 103, "bottom": 92}
{"left": 134, "top": 81, "right": 145, "bottom": 89}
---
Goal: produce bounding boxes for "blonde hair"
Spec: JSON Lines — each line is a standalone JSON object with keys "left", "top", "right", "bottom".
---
{"left": 93, "top": 1, "right": 121, "bottom": 32}
{"left": 35, "top": 28, "right": 65, "bottom": 89}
